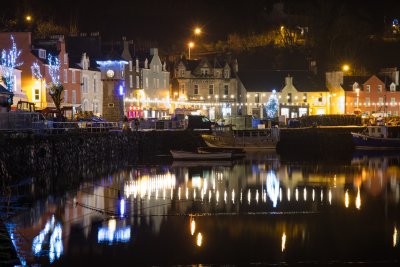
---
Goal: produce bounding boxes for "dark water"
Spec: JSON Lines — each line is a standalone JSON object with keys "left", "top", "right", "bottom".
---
{"left": 7, "top": 151, "right": 400, "bottom": 266}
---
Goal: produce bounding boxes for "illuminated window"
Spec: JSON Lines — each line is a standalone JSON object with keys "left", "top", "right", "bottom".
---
{"left": 365, "top": 97, "right": 370, "bottom": 106}
{"left": 136, "top": 76, "right": 140, "bottom": 88}
{"left": 72, "top": 90, "right": 76, "bottom": 104}
{"left": 255, "top": 94, "right": 260, "bottom": 103}
{"left": 378, "top": 97, "right": 383, "bottom": 104}
{"left": 224, "top": 69, "right": 230, "bottom": 79}
{"left": 64, "top": 90, "right": 68, "bottom": 102}
{"left": 180, "top": 84, "right": 185, "bottom": 94}
{"left": 82, "top": 76, "right": 88, "bottom": 93}
{"left": 365, "top": 85, "right": 370, "bottom": 92}
{"left": 93, "top": 77, "right": 97, "bottom": 93}
{"left": 390, "top": 84, "right": 396, "bottom": 92}
{"left": 377, "top": 85, "right": 382, "bottom": 92}
{"left": 391, "top": 97, "right": 396, "bottom": 104}
{"left": 129, "top": 75, "right": 133, "bottom": 88}
{"left": 129, "top": 61, "right": 132, "bottom": 71}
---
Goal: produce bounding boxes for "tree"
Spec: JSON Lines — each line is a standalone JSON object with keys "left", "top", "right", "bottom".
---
{"left": 0, "top": 35, "right": 22, "bottom": 108}
{"left": 265, "top": 90, "right": 279, "bottom": 119}
{"left": 46, "top": 54, "right": 64, "bottom": 118}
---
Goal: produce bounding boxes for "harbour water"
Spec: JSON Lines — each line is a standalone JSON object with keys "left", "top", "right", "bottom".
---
{"left": 7, "top": 151, "right": 400, "bottom": 266}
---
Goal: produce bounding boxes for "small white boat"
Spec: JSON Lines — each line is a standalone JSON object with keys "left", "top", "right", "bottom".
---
{"left": 170, "top": 150, "right": 233, "bottom": 160}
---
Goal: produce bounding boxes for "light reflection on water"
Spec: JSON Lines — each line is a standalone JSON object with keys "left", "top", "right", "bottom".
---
{"left": 8, "top": 151, "right": 400, "bottom": 265}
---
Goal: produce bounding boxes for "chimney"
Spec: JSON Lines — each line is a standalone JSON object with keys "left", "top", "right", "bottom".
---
{"left": 150, "top": 48, "right": 158, "bottom": 56}
{"left": 285, "top": 75, "right": 292, "bottom": 86}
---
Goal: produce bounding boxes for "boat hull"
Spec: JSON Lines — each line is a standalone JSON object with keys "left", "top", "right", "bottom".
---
{"left": 170, "top": 150, "right": 233, "bottom": 160}
{"left": 351, "top": 132, "right": 400, "bottom": 150}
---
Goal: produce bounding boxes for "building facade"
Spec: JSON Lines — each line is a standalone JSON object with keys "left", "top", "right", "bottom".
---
{"left": 173, "top": 57, "right": 239, "bottom": 120}
{"left": 79, "top": 53, "right": 103, "bottom": 116}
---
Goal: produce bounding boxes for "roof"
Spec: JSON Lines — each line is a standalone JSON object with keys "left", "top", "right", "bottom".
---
{"left": 341, "top": 76, "right": 369, "bottom": 91}
{"left": 238, "top": 70, "right": 327, "bottom": 92}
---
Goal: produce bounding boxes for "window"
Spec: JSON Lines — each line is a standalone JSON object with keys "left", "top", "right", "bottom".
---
{"left": 365, "top": 85, "right": 370, "bottom": 92}
{"left": 82, "top": 99, "right": 88, "bottom": 111}
{"left": 180, "top": 84, "right": 185, "bottom": 94}
{"left": 318, "top": 93, "right": 323, "bottom": 102}
{"left": 378, "top": 97, "right": 384, "bottom": 104}
{"left": 129, "top": 61, "right": 132, "bottom": 71}
{"left": 156, "top": 78, "right": 159, "bottom": 88}
{"left": 255, "top": 94, "right": 260, "bottom": 103}
{"left": 194, "top": 84, "right": 199, "bottom": 95}
{"left": 63, "top": 69, "right": 68, "bottom": 83}
{"left": 377, "top": 85, "right": 382, "bottom": 92}
{"left": 38, "top": 49, "right": 46, "bottom": 59}
{"left": 365, "top": 97, "right": 370, "bottom": 106}
{"left": 395, "top": 111, "right": 399, "bottom": 116}
{"left": 72, "top": 90, "right": 76, "bottom": 104}
{"left": 136, "top": 76, "right": 140, "bottom": 88}
{"left": 129, "top": 75, "right": 133, "bottom": 88}
{"left": 145, "top": 77, "right": 149, "bottom": 88}
{"left": 224, "top": 70, "right": 230, "bottom": 79}
{"left": 201, "top": 69, "right": 209, "bottom": 76}
{"left": 64, "top": 90, "right": 68, "bottom": 102}
{"left": 209, "top": 84, "right": 214, "bottom": 95}
{"left": 163, "top": 79, "right": 166, "bottom": 88}
{"left": 72, "top": 71, "right": 76, "bottom": 83}
{"left": 224, "top": 84, "right": 229, "bottom": 96}
{"left": 93, "top": 101, "right": 99, "bottom": 114}
{"left": 287, "top": 93, "right": 292, "bottom": 103}
{"left": 93, "top": 76, "right": 97, "bottom": 93}
{"left": 64, "top": 54, "right": 68, "bottom": 64}
{"left": 390, "top": 84, "right": 396, "bottom": 92}
{"left": 303, "top": 93, "right": 307, "bottom": 102}
{"left": 82, "top": 77, "right": 88, "bottom": 93}
{"left": 34, "top": 89, "right": 40, "bottom": 101}
{"left": 391, "top": 97, "right": 396, "bottom": 104}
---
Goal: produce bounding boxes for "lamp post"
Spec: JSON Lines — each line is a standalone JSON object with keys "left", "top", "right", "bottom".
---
{"left": 194, "top": 27, "right": 202, "bottom": 36}
{"left": 188, "top": 42, "right": 194, "bottom": 60}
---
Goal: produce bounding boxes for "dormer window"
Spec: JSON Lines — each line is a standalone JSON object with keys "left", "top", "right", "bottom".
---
{"left": 377, "top": 85, "right": 382, "bottom": 92}
{"left": 224, "top": 69, "right": 230, "bottom": 79}
{"left": 180, "top": 69, "right": 185, "bottom": 77}
{"left": 390, "top": 83, "right": 396, "bottom": 92}
{"left": 365, "top": 84, "right": 370, "bottom": 93}
{"left": 38, "top": 49, "right": 46, "bottom": 59}
{"left": 201, "top": 69, "right": 209, "bottom": 76}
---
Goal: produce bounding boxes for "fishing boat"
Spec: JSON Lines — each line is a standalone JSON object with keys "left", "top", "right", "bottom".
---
{"left": 201, "top": 127, "right": 280, "bottom": 150}
{"left": 351, "top": 125, "right": 400, "bottom": 150}
{"left": 170, "top": 150, "right": 233, "bottom": 160}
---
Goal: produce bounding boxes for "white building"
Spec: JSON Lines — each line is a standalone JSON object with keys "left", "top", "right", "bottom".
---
{"left": 79, "top": 53, "right": 103, "bottom": 116}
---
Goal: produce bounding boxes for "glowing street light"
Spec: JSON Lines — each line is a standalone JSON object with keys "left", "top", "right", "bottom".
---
{"left": 194, "top": 27, "right": 202, "bottom": 36}
{"left": 342, "top": 64, "right": 350, "bottom": 72}
{"left": 188, "top": 42, "right": 194, "bottom": 60}
{"left": 26, "top": 15, "right": 32, "bottom": 22}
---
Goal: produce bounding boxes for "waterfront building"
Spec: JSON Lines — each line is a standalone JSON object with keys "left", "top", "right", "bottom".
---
{"left": 0, "top": 32, "right": 81, "bottom": 113}
{"left": 237, "top": 70, "right": 329, "bottom": 119}
{"left": 173, "top": 56, "right": 239, "bottom": 120}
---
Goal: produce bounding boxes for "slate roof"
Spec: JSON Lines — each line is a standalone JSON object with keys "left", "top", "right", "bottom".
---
{"left": 341, "top": 76, "right": 369, "bottom": 91}
{"left": 0, "top": 84, "right": 13, "bottom": 95}
{"left": 238, "top": 70, "right": 327, "bottom": 92}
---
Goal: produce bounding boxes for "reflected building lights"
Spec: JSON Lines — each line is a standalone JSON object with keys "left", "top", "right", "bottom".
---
{"left": 98, "top": 221, "right": 131, "bottom": 244}
{"left": 321, "top": 190, "right": 323, "bottom": 202}
{"left": 256, "top": 189, "right": 259, "bottom": 203}
{"left": 345, "top": 190, "right": 349, "bottom": 208}
{"left": 190, "top": 219, "right": 196, "bottom": 236}
{"left": 295, "top": 188, "right": 299, "bottom": 201}
{"left": 312, "top": 189, "right": 315, "bottom": 202}
{"left": 287, "top": 188, "right": 291, "bottom": 201}
{"left": 216, "top": 190, "right": 220, "bottom": 204}
{"left": 209, "top": 190, "right": 212, "bottom": 202}
{"left": 279, "top": 188, "right": 282, "bottom": 202}
{"left": 248, "top": 189, "right": 251, "bottom": 204}
{"left": 194, "top": 189, "right": 196, "bottom": 200}
{"left": 232, "top": 189, "right": 235, "bottom": 204}
{"left": 120, "top": 198, "right": 125, "bottom": 218}
{"left": 179, "top": 187, "right": 181, "bottom": 200}
{"left": 304, "top": 187, "right": 307, "bottom": 201}
{"left": 197, "top": 232, "right": 203, "bottom": 247}
{"left": 186, "top": 187, "right": 189, "bottom": 200}
{"left": 281, "top": 232, "right": 286, "bottom": 252}
{"left": 394, "top": 227, "right": 398, "bottom": 247}
{"left": 240, "top": 190, "right": 243, "bottom": 203}
{"left": 329, "top": 189, "right": 332, "bottom": 205}
{"left": 224, "top": 190, "right": 227, "bottom": 203}
{"left": 355, "top": 187, "right": 361, "bottom": 210}
{"left": 266, "top": 171, "right": 279, "bottom": 207}
{"left": 124, "top": 173, "right": 176, "bottom": 199}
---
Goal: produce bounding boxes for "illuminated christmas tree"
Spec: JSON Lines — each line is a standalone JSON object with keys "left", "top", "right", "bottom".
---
{"left": 46, "top": 54, "right": 64, "bottom": 118}
{"left": 265, "top": 90, "right": 279, "bottom": 118}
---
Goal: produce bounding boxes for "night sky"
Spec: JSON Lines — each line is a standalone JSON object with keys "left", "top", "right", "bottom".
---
{"left": 3, "top": 0, "right": 400, "bottom": 42}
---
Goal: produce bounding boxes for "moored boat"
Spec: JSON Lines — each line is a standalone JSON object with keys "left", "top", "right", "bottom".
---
{"left": 201, "top": 127, "right": 279, "bottom": 150}
{"left": 351, "top": 125, "right": 400, "bottom": 150}
{"left": 170, "top": 150, "right": 233, "bottom": 160}
{"left": 197, "top": 146, "right": 246, "bottom": 158}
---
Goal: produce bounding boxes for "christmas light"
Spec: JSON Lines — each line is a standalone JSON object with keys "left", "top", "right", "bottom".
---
{"left": 47, "top": 54, "right": 61, "bottom": 86}
{"left": 0, "top": 35, "right": 23, "bottom": 92}
{"left": 31, "top": 61, "right": 43, "bottom": 80}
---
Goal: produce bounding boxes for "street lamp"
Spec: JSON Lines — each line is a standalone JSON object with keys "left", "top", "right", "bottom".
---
{"left": 188, "top": 42, "right": 194, "bottom": 60}
{"left": 194, "top": 27, "right": 202, "bottom": 36}
{"left": 26, "top": 15, "right": 32, "bottom": 22}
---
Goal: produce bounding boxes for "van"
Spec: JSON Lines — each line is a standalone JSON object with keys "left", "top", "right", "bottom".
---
{"left": 186, "top": 115, "right": 212, "bottom": 130}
